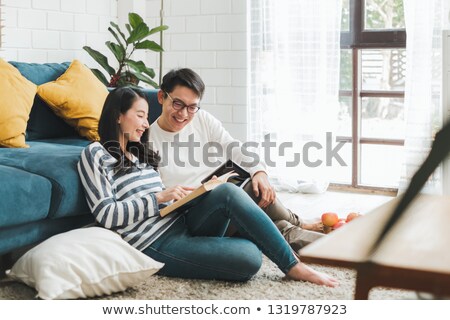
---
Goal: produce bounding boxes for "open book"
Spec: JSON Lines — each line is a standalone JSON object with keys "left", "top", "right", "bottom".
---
{"left": 200, "top": 159, "right": 251, "bottom": 186}
{"left": 159, "top": 160, "right": 251, "bottom": 217}
{"left": 159, "top": 170, "right": 241, "bottom": 217}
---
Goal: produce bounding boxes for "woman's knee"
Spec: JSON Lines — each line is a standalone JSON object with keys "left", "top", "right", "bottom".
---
{"left": 214, "top": 183, "right": 248, "bottom": 202}
{"left": 236, "top": 241, "right": 262, "bottom": 281}
{"left": 216, "top": 182, "right": 241, "bottom": 193}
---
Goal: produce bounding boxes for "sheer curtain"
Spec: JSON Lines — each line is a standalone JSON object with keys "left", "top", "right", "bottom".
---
{"left": 0, "top": 1, "right": 3, "bottom": 51}
{"left": 400, "top": 0, "right": 447, "bottom": 194}
{"left": 249, "top": 0, "right": 342, "bottom": 192}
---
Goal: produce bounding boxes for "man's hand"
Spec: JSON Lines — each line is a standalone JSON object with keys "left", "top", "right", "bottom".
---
{"left": 155, "top": 185, "right": 195, "bottom": 204}
{"left": 252, "top": 171, "right": 276, "bottom": 208}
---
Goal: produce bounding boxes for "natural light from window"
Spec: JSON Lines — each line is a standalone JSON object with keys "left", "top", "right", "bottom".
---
{"left": 336, "top": 0, "right": 406, "bottom": 190}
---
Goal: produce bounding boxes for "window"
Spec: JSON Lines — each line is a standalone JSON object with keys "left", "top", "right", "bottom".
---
{"left": 335, "top": 0, "right": 406, "bottom": 192}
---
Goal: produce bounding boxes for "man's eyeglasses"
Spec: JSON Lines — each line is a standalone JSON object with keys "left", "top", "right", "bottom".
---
{"left": 165, "top": 92, "right": 200, "bottom": 114}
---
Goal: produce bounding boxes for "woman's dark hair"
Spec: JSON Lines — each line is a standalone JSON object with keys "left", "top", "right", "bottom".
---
{"left": 160, "top": 68, "right": 205, "bottom": 99}
{"left": 98, "top": 86, "right": 160, "bottom": 171}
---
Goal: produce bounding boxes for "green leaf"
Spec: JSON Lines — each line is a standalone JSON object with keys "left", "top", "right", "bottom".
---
{"left": 126, "top": 59, "right": 156, "bottom": 78}
{"left": 110, "top": 22, "right": 127, "bottom": 44}
{"left": 143, "top": 67, "right": 156, "bottom": 79}
{"left": 135, "top": 40, "right": 163, "bottom": 52}
{"left": 125, "top": 23, "right": 132, "bottom": 35}
{"left": 105, "top": 41, "right": 125, "bottom": 62}
{"left": 127, "top": 23, "right": 150, "bottom": 43}
{"left": 126, "top": 59, "right": 146, "bottom": 72}
{"left": 108, "top": 27, "right": 125, "bottom": 48}
{"left": 129, "top": 70, "right": 159, "bottom": 88}
{"left": 90, "top": 68, "right": 109, "bottom": 86}
{"left": 128, "top": 12, "right": 144, "bottom": 29}
{"left": 82, "top": 46, "right": 115, "bottom": 76}
{"left": 147, "top": 25, "right": 169, "bottom": 36}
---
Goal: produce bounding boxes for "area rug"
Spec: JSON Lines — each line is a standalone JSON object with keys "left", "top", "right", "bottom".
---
{"left": 1, "top": 192, "right": 416, "bottom": 300}
{"left": 0, "top": 256, "right": 416, "bottom": 300}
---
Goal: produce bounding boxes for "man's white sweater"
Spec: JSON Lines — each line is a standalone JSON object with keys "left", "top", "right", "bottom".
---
{"left": 149, "top": 110, "right": 266, "bottom": 188}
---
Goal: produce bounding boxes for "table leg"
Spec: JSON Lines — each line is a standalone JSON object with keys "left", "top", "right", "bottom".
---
{"left": 354, "top": 272, "right": 372, "bottom": 300}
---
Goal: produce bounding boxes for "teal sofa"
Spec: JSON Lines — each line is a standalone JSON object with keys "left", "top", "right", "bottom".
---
{"left": 0, "top": 62, "right": 161, "bottom": 270}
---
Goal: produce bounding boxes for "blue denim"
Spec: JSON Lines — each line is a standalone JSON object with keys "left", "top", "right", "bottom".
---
{"left": 143, "top": 183, "right": 298, "bottom": 281}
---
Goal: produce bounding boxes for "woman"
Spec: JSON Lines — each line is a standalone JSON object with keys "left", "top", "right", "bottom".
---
{"left": 77, "top": 87, "right": 338, "bottom": 287}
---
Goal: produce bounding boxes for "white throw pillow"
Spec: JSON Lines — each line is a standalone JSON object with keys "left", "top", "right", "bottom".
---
{"left": 6, "top": 227, "right": 164, "bottom": 300}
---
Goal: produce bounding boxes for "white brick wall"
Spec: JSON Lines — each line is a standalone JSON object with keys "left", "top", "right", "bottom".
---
{"left": 61, "top": 0, "right": 86, "bottom": 14}
{"left": 32, "top": 30, "right": 60, "bottom": 49}
{"left": 147, "top": 0, "right": 248, "bottom": 140}
{"left": 0, "top": 0, "right": 117, "bottom": 67}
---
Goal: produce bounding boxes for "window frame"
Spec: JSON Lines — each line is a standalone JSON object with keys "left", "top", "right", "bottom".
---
{"left": 333, "top": 0, "right": 406, "bottom": 194}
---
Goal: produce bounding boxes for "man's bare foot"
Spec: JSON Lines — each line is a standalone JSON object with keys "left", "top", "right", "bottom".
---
{"left": 286, "top": 262, "right": 339, "bottom": 287}
{"left": 302, "top": 221, "right": 324, "bottom": 233}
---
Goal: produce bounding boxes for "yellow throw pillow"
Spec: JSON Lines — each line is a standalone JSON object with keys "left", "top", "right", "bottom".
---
{"left": 37, "top": 60, "right": 108, "bottom": 141}
{"left": 0, "top": 58, "right": 37, "bottom": 148}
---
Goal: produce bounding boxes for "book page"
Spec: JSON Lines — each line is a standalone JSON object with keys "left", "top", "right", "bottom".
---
{"left": 216, "top": 171, "right": 239, "bottom": 183}
{"left": 160, "top": 178, "right": 225, "bottom": 217}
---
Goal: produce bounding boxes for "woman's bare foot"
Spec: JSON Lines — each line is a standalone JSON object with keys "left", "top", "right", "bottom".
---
{"left": 286, "top": 262, "right": 339, "bottom": 287}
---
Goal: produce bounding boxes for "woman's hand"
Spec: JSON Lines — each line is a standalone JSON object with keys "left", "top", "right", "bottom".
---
{"left": 252, "top": 171, "right": 276, "bottom": 208}
{"left": 155, "top": 185, "right": 195, "bottom": 204}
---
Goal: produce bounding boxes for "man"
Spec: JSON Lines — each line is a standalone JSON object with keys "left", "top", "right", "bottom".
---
{"left": 149, "top": 68, "right": 324, "bottom": 254}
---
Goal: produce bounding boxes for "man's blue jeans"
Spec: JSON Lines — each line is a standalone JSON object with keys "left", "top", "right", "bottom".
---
{"left": 143, "top": 183, "right": 298, "bottom": 281}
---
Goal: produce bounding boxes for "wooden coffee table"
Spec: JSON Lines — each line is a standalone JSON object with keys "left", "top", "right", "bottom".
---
{"left": 299, "top": 195, "right": 450, "bottom": 299}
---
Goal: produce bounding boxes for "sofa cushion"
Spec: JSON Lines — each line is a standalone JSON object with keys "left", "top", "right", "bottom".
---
{"left": 9, "top": 61, "right": 71, "bottom": 85}
{"left": 32, "top": 137, "right": 91, "bottom": 147}
{"left": 37, "top": 60, "right": 108, "bottom": 141}
{"left": 9, "top": 61, "right": 78, "bottom": 141}
{"left": 26, "top": 95, "right": 79, "bottom": 141}
{"left": 0, "top": 165, "right": 51, "bottom": 227}
{"left": 0, "top": 214, "right": 94, "bottom": 256}
{"left": 144, "top": 89, "right": 162, "bottom": 125}
{"left": 0, "top": 142, "right": 90, "bottom": 219}
{"left": 0, "top": 59, "right": 37, "bottom": 148}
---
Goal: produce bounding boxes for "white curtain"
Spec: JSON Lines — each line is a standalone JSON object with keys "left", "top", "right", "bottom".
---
{"left": 249, "top": 0, "right": 342, "bottom": 191}
{"left": 400, "top": 0, "right": 447, "bottom": 194}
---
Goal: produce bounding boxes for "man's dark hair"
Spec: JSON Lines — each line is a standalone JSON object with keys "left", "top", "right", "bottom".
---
{"left": 98, "top": 86, "right": 160, "bottom": 170}
{"left": 160, "top": 68, "right": 205, "bottom": 98}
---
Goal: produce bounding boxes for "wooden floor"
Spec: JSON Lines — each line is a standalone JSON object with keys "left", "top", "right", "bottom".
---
{"left": 277, "top": 190, "right": 394, "bottom": 221}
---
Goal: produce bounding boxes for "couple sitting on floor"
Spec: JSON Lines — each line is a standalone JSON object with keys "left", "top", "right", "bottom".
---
{"left": 77, "top": 68, "right": 337, "bottom": 287}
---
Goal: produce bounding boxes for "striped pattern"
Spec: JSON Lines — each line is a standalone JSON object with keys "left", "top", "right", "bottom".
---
{"left": 77, "top": 142, "right": 181, "bottom": 251}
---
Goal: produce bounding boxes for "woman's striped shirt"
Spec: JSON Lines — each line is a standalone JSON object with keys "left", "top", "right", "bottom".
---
{"left": 77, "top": 142, "right": 181, "bottom": 251}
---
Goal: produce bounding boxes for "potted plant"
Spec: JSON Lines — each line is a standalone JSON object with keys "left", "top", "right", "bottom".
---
{"left": 83, "top": 12, "right": 168, "bottom": 88}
